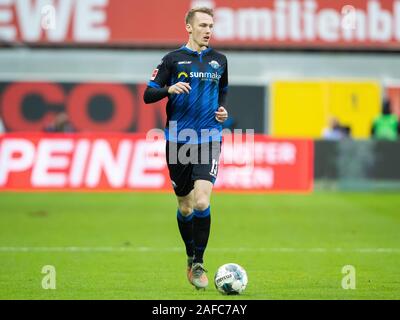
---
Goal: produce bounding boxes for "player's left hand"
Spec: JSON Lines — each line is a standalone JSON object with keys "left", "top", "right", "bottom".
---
{"left": 215, "top": 106, "right": 228, "bottom": 123}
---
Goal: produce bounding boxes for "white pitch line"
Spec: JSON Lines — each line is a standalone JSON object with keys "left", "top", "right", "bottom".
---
{"left": 0, "top": 247, "right": 399, "bottom": 253}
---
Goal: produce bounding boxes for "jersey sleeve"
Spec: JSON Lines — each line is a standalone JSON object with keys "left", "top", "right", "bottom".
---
{"left": 218, "top": 58, "right": 229, "bottom": 106}
{"left": 147, "top": 54, "right": 171, "bottom": 89}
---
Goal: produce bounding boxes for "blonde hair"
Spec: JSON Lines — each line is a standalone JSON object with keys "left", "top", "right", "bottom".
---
{"left": 185, "top": 7, "right": 214, "bottom": 25}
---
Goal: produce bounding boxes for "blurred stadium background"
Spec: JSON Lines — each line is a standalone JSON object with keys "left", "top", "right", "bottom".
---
{"left": 0, "top": 0, "right": 399, "bottom": 299}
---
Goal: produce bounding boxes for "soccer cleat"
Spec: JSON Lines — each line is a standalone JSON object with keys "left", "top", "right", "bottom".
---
{"left": 187, "top": 257, "right": 194, "bottom": 283}
{"left": 190, "top": 263, "right": 208, "bottom": 290}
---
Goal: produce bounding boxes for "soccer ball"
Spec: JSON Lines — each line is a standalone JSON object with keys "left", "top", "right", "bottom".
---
{"left": 214, "top": 263, "right": 248, "bottom": 295}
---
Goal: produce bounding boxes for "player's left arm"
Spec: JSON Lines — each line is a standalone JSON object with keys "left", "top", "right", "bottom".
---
{"left": 215, "top": 59, "right": 229, "bottom": 123}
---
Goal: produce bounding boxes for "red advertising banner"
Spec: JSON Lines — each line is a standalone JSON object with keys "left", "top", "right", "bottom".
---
{"left": 387, "top": 86, "right": 400, "bottom": 116}
{"left": 1, "top": 0, "right": 399, "bottom": 49}
{"left": 0, "top": 82, "right": 167, "bottom": 132}
{"left": 0, "top": 133, "right": 314, "bottom": 192}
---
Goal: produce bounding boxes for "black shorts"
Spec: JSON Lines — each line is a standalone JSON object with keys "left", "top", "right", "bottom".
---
{"left": 166, "top": 141, "right": 221, "bottom": 197}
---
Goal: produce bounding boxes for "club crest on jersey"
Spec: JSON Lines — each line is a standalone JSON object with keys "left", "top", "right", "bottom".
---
{"left": 209, "top": 60, "right": 220, "bottom": 69}
{"left": 151, "top": 69, "right": 159, "bottom": 80}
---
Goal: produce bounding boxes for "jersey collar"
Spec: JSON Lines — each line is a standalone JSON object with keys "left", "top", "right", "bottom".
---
{"left": 181, "top": 45, "right": 212, "bottom": 56}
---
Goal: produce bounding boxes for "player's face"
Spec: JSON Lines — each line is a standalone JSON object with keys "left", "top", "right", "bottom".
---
{"left": 187, "top": 12, "right": 214, "bottom": 48}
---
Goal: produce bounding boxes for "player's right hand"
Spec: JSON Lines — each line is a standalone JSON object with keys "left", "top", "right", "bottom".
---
{"left": 168, "top": 82, "right": 192, "bottom": 95}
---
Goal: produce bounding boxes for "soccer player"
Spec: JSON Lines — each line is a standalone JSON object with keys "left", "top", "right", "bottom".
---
{"left": 143, "top": 7, "right": 228, "bottom": 290}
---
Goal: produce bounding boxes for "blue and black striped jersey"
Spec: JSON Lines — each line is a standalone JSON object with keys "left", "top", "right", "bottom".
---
{"left": 147, "top": 46, "right": 228, "bottom": 144}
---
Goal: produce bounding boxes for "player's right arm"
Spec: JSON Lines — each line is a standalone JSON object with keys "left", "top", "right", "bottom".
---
{"left": 143, "top": 55, "right": 191, "bottom": 104}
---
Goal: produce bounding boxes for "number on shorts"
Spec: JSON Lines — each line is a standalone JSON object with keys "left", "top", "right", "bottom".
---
{"left": 210, "top": 159, "right": 219, "bottom": 176}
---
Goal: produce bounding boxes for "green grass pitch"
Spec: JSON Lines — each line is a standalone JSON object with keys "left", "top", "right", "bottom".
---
{"left": 0, "top": 192, "right": 399, "bottom": 300}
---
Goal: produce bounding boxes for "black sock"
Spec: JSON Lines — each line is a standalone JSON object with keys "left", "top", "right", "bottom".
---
{"left": 192, "top": 206, "right": 211, "bottom": 264}
{"left": 177, "top": 209, "right": 194, "bottom": 258}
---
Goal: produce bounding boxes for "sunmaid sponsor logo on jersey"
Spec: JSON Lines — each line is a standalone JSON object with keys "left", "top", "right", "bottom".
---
{"left": 177, "top": 71, "right": 221, "bottom": 82}
{"left": 190, "top": 72, "right": 221, "bottom": 80}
